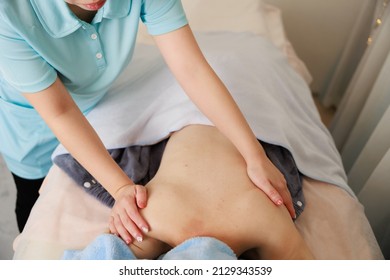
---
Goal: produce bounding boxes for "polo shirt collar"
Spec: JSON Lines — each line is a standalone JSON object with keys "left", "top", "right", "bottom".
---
{"left": 30, "top": 0, "right": 132, "bottom": 38}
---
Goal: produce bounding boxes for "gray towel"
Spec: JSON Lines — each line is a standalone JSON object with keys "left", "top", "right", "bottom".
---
{"left": 53, "top": 139, "right": 168, "bottom": 208}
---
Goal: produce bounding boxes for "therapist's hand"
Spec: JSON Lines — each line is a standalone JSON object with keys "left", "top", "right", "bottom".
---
{"left": 246, "top": 155, "right": 296, "bottom": 219}
{"left": 108, "top": 184, "right": 149, "bottom": 244}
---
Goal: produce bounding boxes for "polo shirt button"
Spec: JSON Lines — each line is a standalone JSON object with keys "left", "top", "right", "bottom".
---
{"left": 297, "top": 201, "right": 303, "bottom": 207}
{"left": 91, "top": 33, "right": 98, "bottom": 40}
{"left": 83, "top": 182, "right": 91, "bottom": 188}
{"left": 96, "top": 52, "right": 103, "bottom": 59}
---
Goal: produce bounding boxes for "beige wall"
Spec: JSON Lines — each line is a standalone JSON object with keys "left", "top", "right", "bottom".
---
{"left": 265, "top": 0, "right": 370, "bottom": 94}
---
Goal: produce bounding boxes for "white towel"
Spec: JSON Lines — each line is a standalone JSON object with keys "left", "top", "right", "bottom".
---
{"left": 52, "top": 32, "right": 352, "bottom": 197}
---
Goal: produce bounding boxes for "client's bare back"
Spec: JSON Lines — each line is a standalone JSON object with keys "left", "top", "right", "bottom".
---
{"left": 131, "top": 125, "right": 313, "bottom": 259}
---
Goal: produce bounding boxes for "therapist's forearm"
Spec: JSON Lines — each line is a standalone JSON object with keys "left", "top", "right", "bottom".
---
{"left": 47, "top": 104, "right": 133, "bottom": 197}
{"left": 180, "top": 61, "right": 264, "bottom": 161}
{"left": 154, "top": 26, "right": 266, "bottom": 163}
{"left": 23, "top": 78, "right": 133, "bottom": 198}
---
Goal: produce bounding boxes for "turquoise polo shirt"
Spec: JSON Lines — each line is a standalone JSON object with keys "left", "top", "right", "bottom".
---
{"left": 0, "top": 0, "right": 188, "bottom": 178}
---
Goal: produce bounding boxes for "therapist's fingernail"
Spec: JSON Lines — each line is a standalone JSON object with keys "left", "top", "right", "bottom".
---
{"left": 141, "top": 227, "right": 149, "bottom": 233}
{"left": 276, "top": 199, "right": 283, "bottom": 205}
{"left": 136, "top": 236, "right": 143, "bottom": 243}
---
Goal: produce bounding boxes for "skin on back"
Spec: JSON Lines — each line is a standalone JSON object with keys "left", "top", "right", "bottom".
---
{"left": 129, "top": 125, "right": 314, "bottom": 259}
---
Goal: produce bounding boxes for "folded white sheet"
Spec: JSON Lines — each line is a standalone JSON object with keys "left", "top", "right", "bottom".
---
{"left": 52, "top": 32, "right": 351, "bottom": 196}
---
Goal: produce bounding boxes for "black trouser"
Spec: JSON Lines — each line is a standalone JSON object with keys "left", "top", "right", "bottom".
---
{"left": 11, "top": 173, "right": 44, "bottom": 232}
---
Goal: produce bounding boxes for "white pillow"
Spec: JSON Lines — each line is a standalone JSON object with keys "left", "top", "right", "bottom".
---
{"left": 137, "top": 0, "right": 268, "bottom": 44}
{"left": 262, "top": 4, "right": 313, "bottom": 84}
{"left": 181, "top": 0, "right": 269, "bottom": 36}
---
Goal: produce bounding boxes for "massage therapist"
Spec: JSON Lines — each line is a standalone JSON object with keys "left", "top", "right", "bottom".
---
{"left": 0, "top": 0, "right": 294, "bottom": 242}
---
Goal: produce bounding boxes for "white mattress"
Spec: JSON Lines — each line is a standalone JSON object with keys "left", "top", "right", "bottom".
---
{"left": 13, "top": 166, "right": 383, "bottom": 259}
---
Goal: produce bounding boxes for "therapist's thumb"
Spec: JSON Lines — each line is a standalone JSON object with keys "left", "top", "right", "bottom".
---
{"left": 134, "top": 184, "right": 148, "bottom": 208}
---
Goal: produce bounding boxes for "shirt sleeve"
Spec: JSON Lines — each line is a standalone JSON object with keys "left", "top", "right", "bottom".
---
{"left": 140, "top": 0, "right": 188, "bottom": 36}
{"left": 0, "top": 16, "right": 57, "bottom": 93}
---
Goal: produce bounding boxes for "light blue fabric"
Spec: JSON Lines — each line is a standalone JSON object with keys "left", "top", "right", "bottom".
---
{"left": 62, "top": 234, "right": 237, "bottom": 260}
{"left": 161, "top": 237, "right": 237, "bottom": 260}
{"left": 62, "top": 234, "right": 138, "bottom": 260}
{"left": 0, "top": 0, "right": 187, "bottom": 178}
